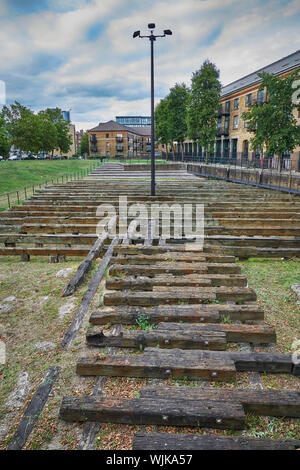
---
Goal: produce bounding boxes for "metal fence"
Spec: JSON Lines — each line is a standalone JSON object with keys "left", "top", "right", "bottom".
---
{"left": 162, "top": 151, "right": 300, "bottom": 172}
{"left": 0, "top": 161, "right": 99, "bottom": 210}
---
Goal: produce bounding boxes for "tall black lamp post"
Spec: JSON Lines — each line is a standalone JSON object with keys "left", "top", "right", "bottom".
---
{"left": 133, "top": 24, "right": 172, "bottom": 196}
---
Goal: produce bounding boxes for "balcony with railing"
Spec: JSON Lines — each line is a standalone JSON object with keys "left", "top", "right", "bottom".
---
{"left": 217, "top": 125, "right": 230, "bottom": 137}
{"left": 218, "top": 104, "right": 230, "bottom": 116}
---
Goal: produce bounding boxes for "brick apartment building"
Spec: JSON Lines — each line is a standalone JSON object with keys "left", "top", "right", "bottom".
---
{"left": 168, "top": 50, "right": 300, "bottom": 170}
{"left": 217, "top": 49, "right": 300, "bottom": 170}
{"left": 75, "top": 129, "right": 84, "bottom": 154}
{"left": 87, "top": 120, "right": 151, "bottom": 158}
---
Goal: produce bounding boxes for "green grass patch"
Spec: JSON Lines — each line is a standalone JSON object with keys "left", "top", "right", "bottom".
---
{"left": 0, "top": 159, "right": 96, "bottom": 194}
{"left": 238, "top": 258, "right": 300, "bottom": 354}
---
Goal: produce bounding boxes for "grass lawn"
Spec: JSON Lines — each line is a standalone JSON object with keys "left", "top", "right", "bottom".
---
{"left": 238, "top": 258, "right": 300, "bottom": 354}
{"left": 0, "top": 159, "right": 97, "bottom": 194}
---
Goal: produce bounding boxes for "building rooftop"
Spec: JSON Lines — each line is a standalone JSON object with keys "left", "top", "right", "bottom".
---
{"left": 88, "top": 120, "right": 150, "bottom": 137}
{"left": 221, "top": 49, "right": 300, "bottom": 97}
{"left": 129, "top": 126, "right": 151, "bottom": 136}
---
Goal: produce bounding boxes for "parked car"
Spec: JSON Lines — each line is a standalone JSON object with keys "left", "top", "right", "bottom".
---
{"left": 37, "top": 154, "right": 46, "bottom": 160}
{"left": 0, "top": 156, "right": 4, "bottom": 161}
{"left": 8, "top": 155, "right": 18, "bottom": 160}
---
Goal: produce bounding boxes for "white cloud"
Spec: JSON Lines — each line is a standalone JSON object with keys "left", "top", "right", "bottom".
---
{"left": 0, "top": 0, "right": 299, "bottom": 130}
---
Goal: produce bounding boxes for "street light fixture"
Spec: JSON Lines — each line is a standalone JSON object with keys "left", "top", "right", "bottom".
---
{"left": 133, "top": 23, "right": 172, "bottom": 196}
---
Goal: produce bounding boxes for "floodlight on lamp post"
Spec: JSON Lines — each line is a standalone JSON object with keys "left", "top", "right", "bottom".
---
{"left": 133, "top": 23, "right": 172, "bottom": 196}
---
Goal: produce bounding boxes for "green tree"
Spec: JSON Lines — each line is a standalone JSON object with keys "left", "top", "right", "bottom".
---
{"left": 1, "top": 102, "right": 41, "bottom": 154}
{"left": 155, "top": 97, "right": 170, "bottom": 155}
{"left": 242, "top": 69, "right": 300, "bottom": 170}
{"left": 37, "top": 110, "right": 58, "bottom": 155}
{"left": 80, "top": 132, "right": 89, "bottom": 155}
{"left": 187, "top": 60, "right": 221, "bottom": 156}
{"left": 42, "top": 108, "right": 72, "bottom": 155}
{"left": 0, "top": 117, "right": 10, "bottom": 157}
{"left": 166, "top": 83, "right": 189, "bottom": 160}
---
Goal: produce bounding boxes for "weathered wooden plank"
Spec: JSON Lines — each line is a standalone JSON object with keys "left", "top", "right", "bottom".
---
{"left": 155, "top": 322, "right": 276, "bottom": 344}
{"left": 140, "top": 386, "right": 300, "bottom": 417}
{"left": 106, "top": 274, "right": 248, "bottom": 290}
{"left": 62, "top": 222, "right": 111, "bottom": 296}
{"left": 0, "top": 247, "right": 95, "bottom": 257}
{"left": 86, "top": 328, "right": 227, "bottom": 350}
{"left": 109, "top": 263, "right": 242, "bottom": 276}
{"left": 103, "top": 287, "right": 256, "bottom": 306}
{"left": 60, "top": 236, "right": 119, "bottom": 349}
{"left": 152, "top": 286, "right": 257, "bottom": 302}
{"left": 7, "top": 366, "right": 61, "bottom": 450}
{"left": 103, "top": 291, "right": 217, "bottom": 306}
{"left": 114, "top": 253, "right": 236, "bottom": 264}
{"left": 59, "top": 396, "right": 245, "bottom": 429}
{"left": 142, "top": 348, "right": 293, "bottom": 374}
{"left": 132, "top": 433, "right": 300, "bottom": 450}
{"left": 89, "top": 304, "right": 264, "bottom": 325}
{"left": 76, "top": 354, "right": 237, "bottom": 381}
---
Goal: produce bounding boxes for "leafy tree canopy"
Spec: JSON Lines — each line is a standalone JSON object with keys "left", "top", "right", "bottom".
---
{"left": 1, "top": 102, "right": 72, "bottom": 155}
{"left": 242, "top": 69, "right": 300, "bottom": 158}
{"left": 166, "top": 83, "right": 189, "bottom": 144}
{"left": 80, "top": 132, "right": 89, "bottom": 155}
{"left": 0, "top": 116, "right": 11, "bottom": 157}
{"left": 155, "top": 97, "right": 170, "bottom": 146}
{"left": 187, "top": 60, "right": 221, "bottom": 152}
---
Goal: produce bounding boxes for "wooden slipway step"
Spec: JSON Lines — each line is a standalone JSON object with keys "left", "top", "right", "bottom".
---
{"left": 86, "top": 327, "right": 227, "bottom": 350}
{"left": 132, "top": 433, "right": 300, "bottom": 450}
{"left": 76, "top": 352, "right": 237, "bottom": 381}
{"left": 106, "top": 273, "right": 248, "bottom": 289}
{"left": 156, "top": 322, "right": 275, "bottom": 343}
{"left": 86, "top": 323, "right": 275, "bottom": 349}
{"left": 140, "top": 386, "right": 300, "bottom": 417}
{"left": 142, "top": 347, "right": 297, "bottom": 374}
{"left": 89, "top": 304, "right": 264, "bottom": 325}
{"left": 76, "top": 348, "right": 297, "bottom": 380}
{"left": 114, "top": 253, "right": 236, "bottom": 264}
{"left": 103, "top": 287, "right": 256, "bottom": 306}
{"left": 59, "top": 396, "right": 245, "bottom": 430}
{"left": 109, "top": 263, "right": 241, "bottom": 276}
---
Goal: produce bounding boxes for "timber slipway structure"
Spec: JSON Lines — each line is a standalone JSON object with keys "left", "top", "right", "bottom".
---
{"left": 2, "top": 162, "right": 300, "bottom": 450}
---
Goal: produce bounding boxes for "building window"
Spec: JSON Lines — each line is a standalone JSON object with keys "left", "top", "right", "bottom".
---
{"left": 106, "top": 151, "right": 110, "bottom": 156}
{"left": 234, "top": 98, "right": 239, "bottom": 110}
{"left": 106, "top": 134, "right": 109, "bottom": 138}
{"left": 232, "top": 139, "right": 238, "bottom": 157}
{"left": 106, "top": 142, "right": 110, "bottom": 147}
{"left": 225, "top": 101, "right": 230, "bottom": 113}
{"left": 257, "top": 90, "right": 264, "bottom": 104}
{"left": 246, "top": 93, "right": 252, "bottom": 106}
{"left": 224, "top": 115, "right": 230, "bottom": 130}
{"left": 233, "top": 116, "right": 239, "bottom": 129}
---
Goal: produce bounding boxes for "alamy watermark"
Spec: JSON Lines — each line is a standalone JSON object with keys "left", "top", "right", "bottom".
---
{"left": 0, "top": 80, "right": 6, "bottom": 106}
{"left": 94, "top": 196, "right": 204, "bottom": 249}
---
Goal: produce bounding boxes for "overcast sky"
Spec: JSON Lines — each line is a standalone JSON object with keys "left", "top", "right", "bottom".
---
{"left": 0, "top": 0, "right": 299, "bottom": 131}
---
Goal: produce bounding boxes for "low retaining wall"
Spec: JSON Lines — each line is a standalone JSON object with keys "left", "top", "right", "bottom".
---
{"left": 123, "top": 163, "right": 186, "bottom": 171}
{"left": 187, "top": 164, "right": 300, "bottom": 193}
